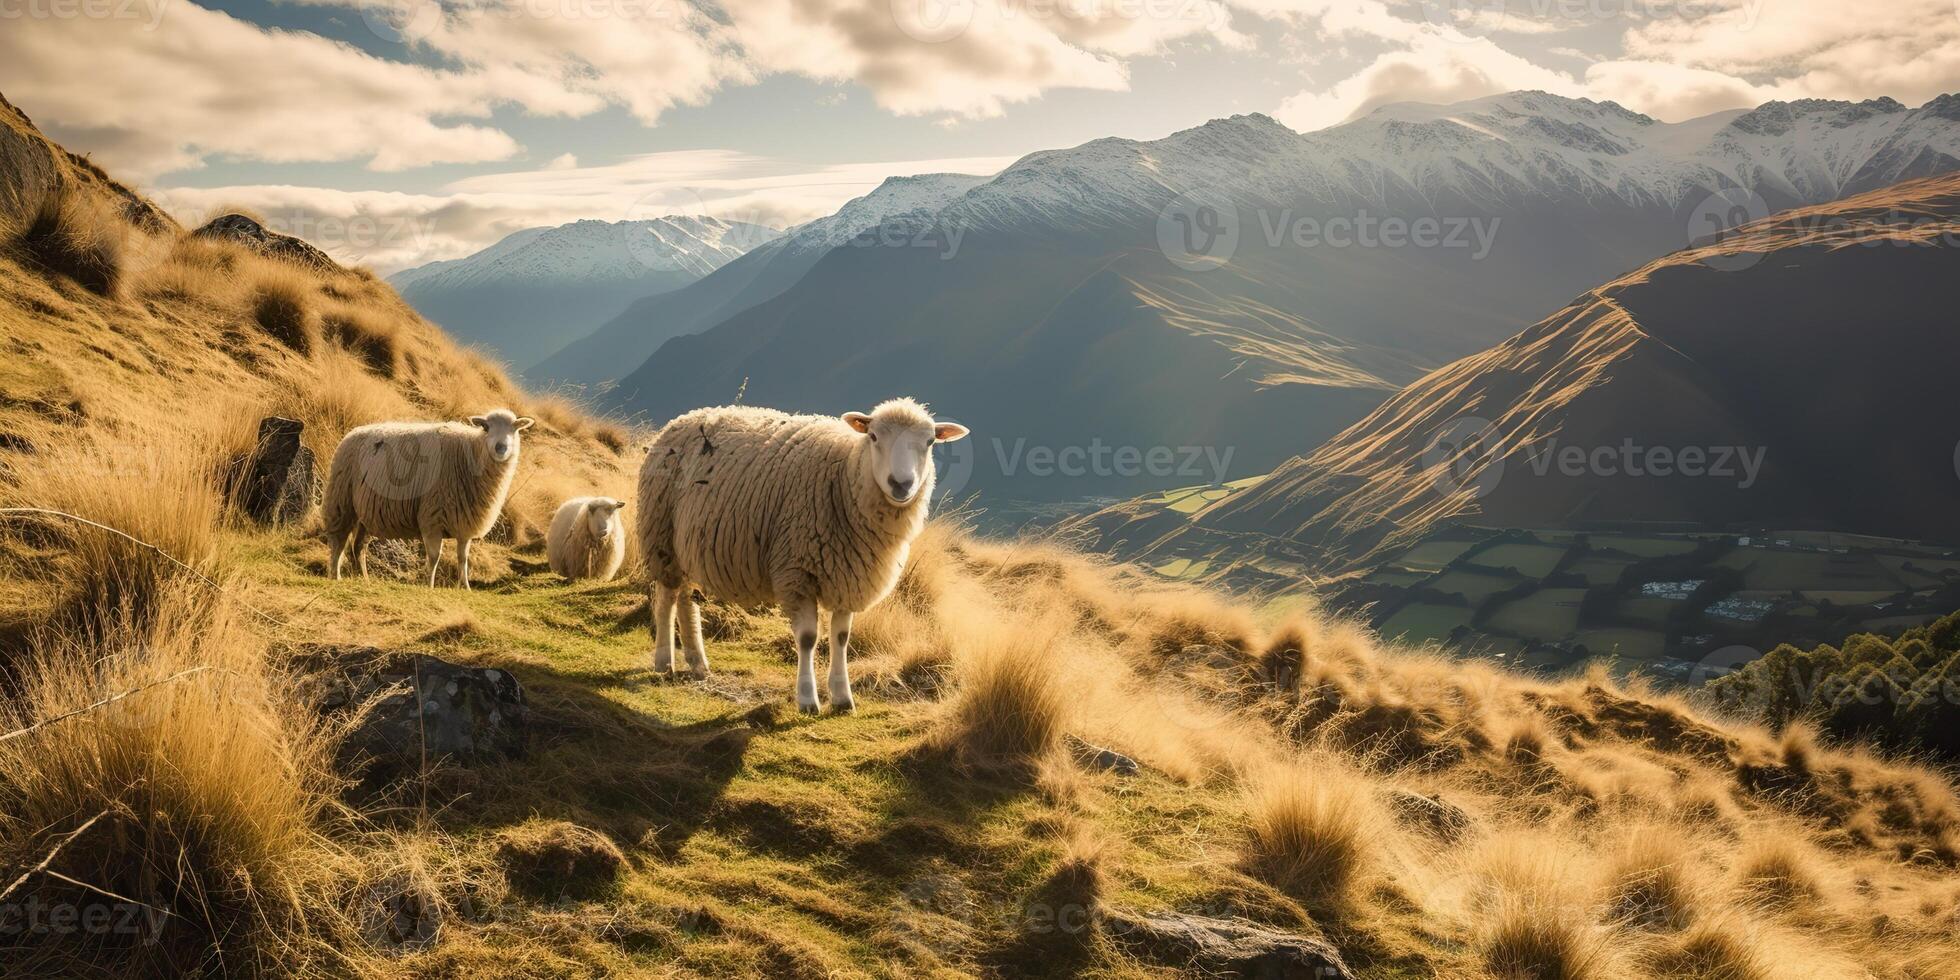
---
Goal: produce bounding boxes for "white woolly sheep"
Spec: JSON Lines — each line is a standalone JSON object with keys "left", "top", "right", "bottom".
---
{"left": 548, "top": 496, "right": 627, "bottom": 582}
{"left": 322, "top": 408, "right": 534, "bottom": 588}
{"left": 635, "top": 397, "right": 968, "bottom": 713}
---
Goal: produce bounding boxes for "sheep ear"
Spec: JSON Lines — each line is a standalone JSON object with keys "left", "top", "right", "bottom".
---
{"left": 933, "top": 422, "right": 969, "bottom": 443}
{"left": 514, "top": 416, "right": 535, "bottom": 431}
{"left": 469, "top": 416, "right": 489, "bottom": 429}
{"left": 842, "top": 412, "right": 873, "bottom": 434}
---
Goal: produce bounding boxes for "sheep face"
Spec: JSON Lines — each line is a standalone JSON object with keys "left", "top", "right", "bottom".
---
{"left": 585, "top": 498, "right": 624, "bottom": 538}
{"left": 844, "top": 400, "right": 969, "bottom": 506}
{"left": 469, "top": 409, "right": 536, "bottom": 463}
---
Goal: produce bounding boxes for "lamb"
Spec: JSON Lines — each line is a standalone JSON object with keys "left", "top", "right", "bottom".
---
{"left": 547, "top": 496, "right": 627, "bottom": 582}
{"left": 636, "top": 397, "right": 968, "bottom": 713}
{"left": 321, "top": 408, "right": 534, "bottom": 588}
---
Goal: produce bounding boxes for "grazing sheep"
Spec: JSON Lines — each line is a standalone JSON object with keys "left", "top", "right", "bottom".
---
{"left": 322, "top": 408, "right": 534, "bottom": 588}
{"left": 636, "top": 397, "right": 968, "bottom": 713}
{"left": 548, "top": 496, "right": 627, "bottom": 582}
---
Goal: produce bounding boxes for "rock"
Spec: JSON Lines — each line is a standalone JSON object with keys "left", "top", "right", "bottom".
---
{"left": 0, "top": 96, "right": 61, "bottom": 229}
{"left": 1102, "top": 908, "right": 1350, "bottom": 979}
{"left": 308, "top": 650, "right": 529, "bottom": 791}
{"left": 1067, "top": 734, "right": 1140, "bottom": 776}
{"left": 237, "top": 416, "right": 315, "bottom": 525}
{"left": 193, "top": 213, "right": 339, "bottom": 272}
{"left": 1383, "top": 789, "right": 1474, "bottom": 843}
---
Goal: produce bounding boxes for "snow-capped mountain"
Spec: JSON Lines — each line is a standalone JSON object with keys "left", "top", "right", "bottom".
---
{"left": 590, "top": 92, "right": 1960, "bottom": 500}
{"left": 924, "top": 92, "right": 1960, "bottom": 237}
{"left": 527, "top": 173, "right": 989, "bottom": 389}
{"left": 389, "top": 216, "right": 780, "bottom": 371}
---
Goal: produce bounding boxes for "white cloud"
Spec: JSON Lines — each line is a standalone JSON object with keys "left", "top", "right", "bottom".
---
{"left": 0, "top": 3, "right": 526, "bottom": 180}
{"left": 155, "top": 149, "right": 1016, "bottom": 272}
{"left": 1274, "top": 32, "right": 1579, "bottom": 131}
{"left": 1619, "top": 0, "right": 1960, "bottom": 108}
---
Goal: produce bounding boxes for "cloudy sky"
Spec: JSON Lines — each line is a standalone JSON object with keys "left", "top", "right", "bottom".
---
{"left": 4, "top": 0, "right": 1955, "bottom": 271}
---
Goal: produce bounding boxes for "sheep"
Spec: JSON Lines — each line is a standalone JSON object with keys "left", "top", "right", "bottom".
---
{"left": 636, "top": 397, "right": 968, "bottom": 713}
{"left": 548, "top": 496, "right": 627, "bottom": 582}
{"left": 322, "top": 408, "right": 534, "bottom": 588}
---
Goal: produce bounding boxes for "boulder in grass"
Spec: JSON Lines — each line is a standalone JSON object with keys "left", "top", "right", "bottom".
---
{"left": 1102, "top": 908, "right": 1351, "bottom": 979}
{"left": 305, "top": 648, "right": 529, "bottom": 792}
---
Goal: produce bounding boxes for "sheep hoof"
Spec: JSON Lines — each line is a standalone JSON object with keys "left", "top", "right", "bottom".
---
{"left": 829, "top": 698, "right": 856, "bottom": 715}
{"left": 688, "top": 667, "right": 710, "bottom": 682}
{"left": 798, "top": 701, "right": 821, "bottom": 716}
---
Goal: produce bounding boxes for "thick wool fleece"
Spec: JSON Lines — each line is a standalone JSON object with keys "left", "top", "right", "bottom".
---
{"left": 322, "top": 418, "right": 517, "bottom": 544}
{"left": 548, "top": 497, "right": 626, "bottom": 581}
{"left": 636, "top": 401, "right": 933, "bottom": 612}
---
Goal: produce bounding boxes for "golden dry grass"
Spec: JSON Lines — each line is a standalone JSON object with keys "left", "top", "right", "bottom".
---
{"left": 6, "top": 146, "right": 1960, "bottom": 979}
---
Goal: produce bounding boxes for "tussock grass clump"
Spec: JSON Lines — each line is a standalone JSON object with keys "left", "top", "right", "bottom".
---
{"left": 251, "top": 270, "right": 318, "bottom": 354}
{"left": 1732, "top": 837, "right": 1825, "bottom": 910}
{"left": 1480, "top": 898, "right": 1610, "bottom": 980}
{"left": 1601, "top": 826, "right": 1701, "bottom": 929}
{"left": 1239, "top": 764, "right": 1377, "bottom": 911}
{"left": 1644, "top": 919, "right": 1773, "bottom": 980}
{"left": 320, "top": 303, "right": 405, "bottom": 377}
{"left": 494, "top": 820, "right": 625, "bottom": 901}
{"left": 935, "top": 609, "right": 1072, "bottom": 773}
{"left": 17, "top": 188, "right": 127, "bottom": 297}
{"left": 0, "top": 586, "right": 346, "bottom": 974}
{"left": 1, "top": 424, "right": 228, "bottom": 636}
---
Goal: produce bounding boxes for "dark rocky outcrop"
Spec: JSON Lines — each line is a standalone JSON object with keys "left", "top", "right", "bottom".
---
{"left": 194, "top": 213, "right": 339, "bottom": 272}
{"left": 1102, "top": 908, "right": 1351, "bottom": 979}
{"left": 304, "top": 648, "right": 529, "bottom": 792}
{"left": 234, "top": 416, "right": 315, "bottom": 525}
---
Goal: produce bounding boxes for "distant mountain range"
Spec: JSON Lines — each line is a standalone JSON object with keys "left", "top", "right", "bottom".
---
{"left": 526, "top": 173, "right": 989, "bottom": 392}
{"left": 562, "top": 91, "right": 1960, "bottom": 497}
{"left": 389, "top": 216, "right": 779, "bottom": 371}
{"left": 1064, "top": 172, "right": 1960, "bottom": 574}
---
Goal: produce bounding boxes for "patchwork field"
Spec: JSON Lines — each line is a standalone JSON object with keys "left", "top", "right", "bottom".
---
{"left": 1325, "top": 527, "right": 1960, "bottom": 682}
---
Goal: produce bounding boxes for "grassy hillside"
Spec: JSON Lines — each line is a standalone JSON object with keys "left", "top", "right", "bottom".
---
{"left": 1068, "top": 174, "right": 1960, "bottom": 575}
{"left": 6, "top": 97, "right": 1960, "bottom": 979}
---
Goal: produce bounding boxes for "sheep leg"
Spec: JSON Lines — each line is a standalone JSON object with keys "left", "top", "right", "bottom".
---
{"left": 789, "top": 599, "right": 820, "bottom": 715}
{"left": 350, "top": 527, "right": 370, "bottom": 580}
{"left": 650, "top": 583, "right": 679, "bottom": 675}
{"left": 327, "top": 529, "right": 347, "bottom": 580}
{"left": 828, "top": 610, "right": 855, "bottom": 714}
{"left": 422, "top": 531, "right": 444, "bottom": 588}
{"left": 456, "top": 537, "right": 473, "bottom": 591}
{"left": 678, "top": 589, "right": 710, "bottom": 680}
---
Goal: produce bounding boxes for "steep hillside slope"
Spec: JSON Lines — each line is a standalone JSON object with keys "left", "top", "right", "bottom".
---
{"left": 604, "top": 93, "right": 1960, "bottom": 498}
{"left": 1068, "top": 173, "right": 1960, "bottom": 572}
{"left": 390, "top": 217, "right": 779, "bottom": 372}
